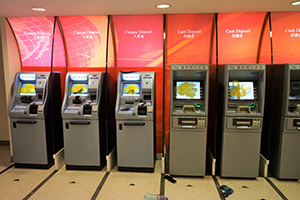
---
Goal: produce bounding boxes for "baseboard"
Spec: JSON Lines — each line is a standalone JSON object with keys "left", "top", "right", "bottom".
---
{"left": 53, "top": 148, "right": 65, "bottom": 170}
{"left": 260, "top": 154, "right": 269, "bottom": 177}
{"left": 207, "top": 148, "right": 216, "bottom": 176}
{"left": 106, "top": 147, "right": 117, "bottom": 172}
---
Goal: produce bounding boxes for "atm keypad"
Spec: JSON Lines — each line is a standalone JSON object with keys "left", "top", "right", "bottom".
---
{"left": 253, "top": 119, "right": 261, "bottom": 126}
{"left": 198, "top": 118, "right": 205, "bottom": 125}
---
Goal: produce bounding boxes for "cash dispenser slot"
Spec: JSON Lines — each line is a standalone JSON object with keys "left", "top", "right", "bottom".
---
{"left": 138, "top": 106, "right": 147, "bottom": 115}
{"left": 233, "top": 119, "right": 252, "bottom": 129}
{"left": 83, "top": 104, "right": 92, "bottom": 115}
{"left": 292, "top": 119, "right": 300, "bottom": 130}
{"left": 178, "top": 118, "right": 197, "bottom": 127}
{"left": 29, "top": 104, "right": 38, "bottom": 114}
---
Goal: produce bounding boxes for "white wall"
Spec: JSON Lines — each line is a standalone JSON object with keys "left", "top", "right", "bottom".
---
{"left": 0, "top": 17, "right": 21, "bottom": 149}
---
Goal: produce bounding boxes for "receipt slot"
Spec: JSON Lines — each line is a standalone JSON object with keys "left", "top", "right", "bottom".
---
{"left": 218, "top": 64, "right": 266, "bottom": 178}
{"left": 169, "top": 64, "right": 209, "bottom": 176}
{"left": 8, "top": 72, "right": 63, "bottom": 168}
{"left": 269, "top": 64, "right": 300, "bottom": 179}
{"left": 115, "top": 72, "right": 156, "bottom": 172}
{"left": 62, "top": 72, "right": 106, "bottom": 170}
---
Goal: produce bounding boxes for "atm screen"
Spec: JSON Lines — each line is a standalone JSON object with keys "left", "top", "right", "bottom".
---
{"left": 122, "top": 83, "right": 141, "bottom": 96}
{"left": 20, "top": 83, "right": 36, "bottom": 95}
{"left": 229, "top": 81, "right": 254, "bottom": 100}
{"left": 71, "top": 83, "right": 88, "bottom": 96}
{"left": 176, "top": 81, "right": 201, "bottom": 99}
{"left": 289, "top": 81, "right": 300, "bottom": 100}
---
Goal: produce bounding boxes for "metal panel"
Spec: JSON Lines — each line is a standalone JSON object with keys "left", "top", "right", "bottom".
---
{"left": 63, "top": 119, "right": 101, "bottom": 166}
{"left": 221, "top": 130, "right": 261, "bottom": 178}
{"left": 117, "top": 120, "right": 154, "bottom": 168}
{"left": 11, "top": 119, "right": 47, "bottom": 164}
{"left": 278, "top": 131, "right": 300, "bottom": 179}
{"left": 169, "top": 129, "right": 206, "bottom": 176}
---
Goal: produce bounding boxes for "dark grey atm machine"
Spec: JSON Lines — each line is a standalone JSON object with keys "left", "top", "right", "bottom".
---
{"left": 62, "top": 72, "right": 106, "bottom": 170}
{"left": 115, "top": 71, "right": 156, "bottom": 172}
{"left": 269, "top": 64, "right": 300, "bottom": 179}
{"left": 169, "top": 64, "right": 209, "bottom": 176}
{"left": 9, "top": 72, "right": 63, "bottom": 168}
{"left": 218, "top": 64, "right": 265, "bottom": 178}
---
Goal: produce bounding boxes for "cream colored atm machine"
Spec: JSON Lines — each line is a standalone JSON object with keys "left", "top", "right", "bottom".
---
{"left": 218, "top": 64, "right": 266, "bottom": 178}
{"left": 169, "top": 64, "right": 209, "bottom": 176}
{"left": 9, "top": 72, "right": 63, "bottom": 168}
{"left": 62, "top": 72, "right": 106, "bottom": 170}
{"left": 115, "top": 71, "right": 156, "bottom": 172}
{"left": 269, "top": 64, "right": 300, "bottom": 179}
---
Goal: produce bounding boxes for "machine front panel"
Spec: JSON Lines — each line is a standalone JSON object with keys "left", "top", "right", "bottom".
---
{"left": 9, "top": 72, "right": 51, "bottom": 119}
{"left": 169, "top": 130, "right": 206, "bottom": 176}
{"left": 221, "top": 130, "right": 261, "bottom": 178}
{"left": 10, "top": 119, "right": 48, "bottom": 164}
{"left": 63, "top": 119, "right": 101, "bottom": 166}
{"left": 117, "top": 120, "right": 154, "bottom": 168}
{"left": 62, "top": 72, "right": 103, "bottom": 120}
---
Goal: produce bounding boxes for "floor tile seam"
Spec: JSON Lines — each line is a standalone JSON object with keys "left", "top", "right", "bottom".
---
{"left": 22, "top": 170, "right": 58, "bottom": 200}
{"left": 90, "top": 171, "right": 110, "bottom": 200}
{"left": 212, "top": 176, "right": 226, "bottom": 200}
{"left": 264, "top": 177, "right": 288, "bottom": 200}
{"left": 0, "top": 163, "right": 14, "bottom": 175}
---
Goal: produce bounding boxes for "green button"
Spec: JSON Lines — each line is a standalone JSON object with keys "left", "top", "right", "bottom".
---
{"left": 195, "top": 103, "right": 201, "bottom": 108}
{"left": 250, "top": 104, "right": 256, "bottom": 109}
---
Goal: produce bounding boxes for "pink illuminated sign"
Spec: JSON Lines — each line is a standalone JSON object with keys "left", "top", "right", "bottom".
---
{"left": 59, "top": 16, "right": 108, "bottom": 68}
{"left": 8, "top": 17, "right": 55, "bottom": 67}
{"left": 113, "top": 15, "right": 163, "bottom": 67}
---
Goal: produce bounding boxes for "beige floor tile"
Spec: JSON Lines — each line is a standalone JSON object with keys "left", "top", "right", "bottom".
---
{"left": 269, "top": 177, "right": 300, "bottom": 200}
{"left": 0, "top": 170, "right": 26, "bottom": 199}
{"left": 0, "top": 145, "right": 12, "bottom": 169}
{"left": 217, "top": 176, "right": 280, "bottom": 200}
{"left": 66, "top": 166, "right": 107, "bottom": 194}
{"left": 98, "top": 161, "right": 161, "bottom": 200}
{"left": 165, "top": 176, "right": 219, "bottom": 200}
{"left": 30, "top": 165, "right": 106, "bottom": 200}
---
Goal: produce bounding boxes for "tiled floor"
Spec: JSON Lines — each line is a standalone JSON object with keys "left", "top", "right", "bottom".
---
{"left": 1, "top": 144, "right": 300, "bottom": 200}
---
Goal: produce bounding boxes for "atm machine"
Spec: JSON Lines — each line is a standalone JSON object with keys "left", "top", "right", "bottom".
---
{"left": 218, "top": 64, "right": 266, "bottom": 178}
{"left": 169, "top": 64, "right": 209, "bottom": 176}
{"left": 62, "top": 72, "right": 106, "bottom": 170}
{"left": 115, "top": 71, "right": 156, "bottom": 172}
{"left": 8, "top": 72, "right": 63, "bottom": 168}
{"left": 269, "top": 64, "right": 300, "bottom": 179}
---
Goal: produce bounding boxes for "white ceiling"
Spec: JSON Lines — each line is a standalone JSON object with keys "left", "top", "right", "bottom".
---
{"left": 0, "top": 0, "right": 299, "bottom": 17}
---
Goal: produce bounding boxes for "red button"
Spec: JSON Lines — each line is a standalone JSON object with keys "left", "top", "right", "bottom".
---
{"left": 247, "top": 66, "right": 249, "bottom": 68}
{"left": 260, "top": 66, "right": 262, "bottom": 68}
{"left": 255, "top": 66, "right": 258, "bottom": 68}
{"left": 203, "top": 66, "right": 206, "bottom": 69}
{"left": 199, "top": 66, "right": 201, "bottom": 69}
{"left": 190, "top": 66, "right": 192, "bottom": 68}
{"left": 194, "top": 66, "right": 197, "bottom": 68}
{"left": 237, "top": 66, "right": 240, "bottom": 68}
{"left": 251, "top": 66, "right": 253, "bottom": 68}
{"left": 242, "top": 66, "right": 244, "bottom": 68}
{"left": 181, "top": 66, "right": 184, "bottom": 68}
